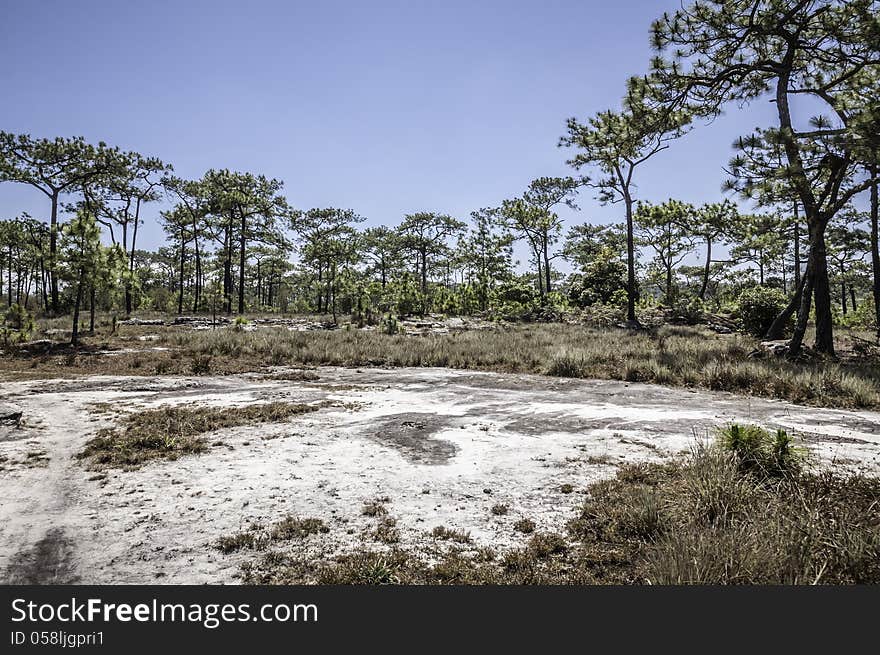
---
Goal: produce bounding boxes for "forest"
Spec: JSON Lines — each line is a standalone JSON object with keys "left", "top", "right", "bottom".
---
{"left": 1, "top": 1, "right": 878, "bottom": 359}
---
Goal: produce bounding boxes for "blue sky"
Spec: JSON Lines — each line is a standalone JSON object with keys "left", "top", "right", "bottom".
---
{"left": 0, "top": 0, "right": 780, "bottom": 258}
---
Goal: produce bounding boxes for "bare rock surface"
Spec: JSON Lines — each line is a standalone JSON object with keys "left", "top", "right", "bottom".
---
{"left": 1, "top": 367, "right": 878, "bottom": 584}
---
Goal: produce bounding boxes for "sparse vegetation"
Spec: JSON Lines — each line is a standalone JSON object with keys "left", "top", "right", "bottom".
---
{"left": 362, "top": 498, "right": 390, "bottom": 517}
{"left": 217, "top": 516, "right": 330, "bottom": 553}
{"left": 513, "top": 518, "right": 536, "bottom": 534}
{"left": 229, "top": 424, "right": 880, "bottom": 585}
{"left": 4, "top": 0, "right": 880, "bottom": 595}
{"left": 76, "top": 401, "right": 319, "bottom": 469}
{"left": 3, "top": 321, "right": 880, "bottom": 411}
{"left": 431, "top": 526, "right": 472, "bottom": 544}
{"left": 371, "top": 518, "right": 400, "bottom": 544}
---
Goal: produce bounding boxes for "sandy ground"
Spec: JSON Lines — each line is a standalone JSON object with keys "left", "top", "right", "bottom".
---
{"left": 1, "top": 366, "right": 879, "bottom": 584}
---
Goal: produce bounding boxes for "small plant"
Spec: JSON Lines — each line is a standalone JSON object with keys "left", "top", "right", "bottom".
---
{"left": 513, "top": 518, "right": 536, "bottom": 534}
{"left": 270, "top": 517, "right": 329, "bottom": 540}
{"left": 431, "top": 525, "right": 472, "bottom": 543}
{"left": 325, "top": 553, "right": 405, "bottom": 585}
{"left": 154, "top": 359, "right": 173, "bottom": 375}
{"left": 362, "top": 498, "right": 389, "bottom": 517}
{"left": 1, "top": 303, "right": 35, "bottom": 344}
{"left": 526, "top": 533, "right": 568, "bottom": 558}
{"left": 383, "top": 312, "right": 400, "bottom": 335}
{"left": 190, "top": 354, "right": 212, "bottom": 375}
{"left": 491, "top": 503, "right": 509, "bottom": 516}
{"left": 217, "top": 516, "right": 329, "bottom": 553}
{"left": 372, "top": 517, "right": 400, "bottom": 544}
{"left": 717, "top": 423, "right": 805, "bottom": 478}
{"left": 671, "top": 296, "right": 705, "bottom": 325}
{"left": 617, "top": 486, "right": 665, "bottom": 538}
{"left": 559, "top": 483, "right": 575, "bottom": 494}
{"left": 216, "top": 532, "right": 258, "bottom": 553}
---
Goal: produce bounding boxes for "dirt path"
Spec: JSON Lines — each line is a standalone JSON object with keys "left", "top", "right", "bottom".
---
{"left": 1, "top": 367, "right": 878, "bottom": 584}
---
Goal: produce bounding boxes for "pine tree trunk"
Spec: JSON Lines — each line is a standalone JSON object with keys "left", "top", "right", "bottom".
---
{"left": 542, "top": 239, "right": 552, "bottom": 298}
{"left": 870, "top": 165, "right": 880, "bottom": 336}
{"left": 71, "top": 269, "right": 84, "bottom": 346}
{"left": 238, "top": 209, "right": 246, "bottom": 315}
{"left": 89, "top": 285, "right": 96, "bottom": 333}
{"left": 624, "top": 194, "right": 638, "bottom": 325}
{"left": 765, "top": 266, "right": 809, "bottom": 340}
{"left": 223, "top": 223, "right": 232, "bottom": 315}
{"left": 793, "top": 201, "right": 801, "bottom": 292}
{"left": 811, "top": 227, "right": 835, "bottom": 355}
{"left": 789, "top": 263, "right": 815, "bottom": 356}
{"left": 178, "top": 236, "right": 186, "bottom": 315}
{"left": 49, "top": 192, "right": 60, "bottom": 314}
{"left": 699, "top": 237, "right": 711, "bottom": 300}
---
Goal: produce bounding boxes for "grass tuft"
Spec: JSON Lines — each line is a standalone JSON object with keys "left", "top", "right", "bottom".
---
{"left": 76, "top": 401, "right": 318, "bottom": 469}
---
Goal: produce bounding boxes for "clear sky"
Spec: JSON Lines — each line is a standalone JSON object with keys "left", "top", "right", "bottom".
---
{"left": 0, "top": 0, "right": 779, "bottom": 257}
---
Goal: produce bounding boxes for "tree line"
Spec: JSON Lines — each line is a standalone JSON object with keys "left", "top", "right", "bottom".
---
{"left": 1, "top": 0, "right": 879, "bottom": 357}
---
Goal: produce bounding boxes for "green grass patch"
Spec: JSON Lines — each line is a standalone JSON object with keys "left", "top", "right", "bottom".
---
{"left": 77, "top": 401, "right": 319, "bottom": 469}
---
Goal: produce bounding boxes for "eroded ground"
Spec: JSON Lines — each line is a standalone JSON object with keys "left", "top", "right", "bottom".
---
{"left": 1, "top": 367, "right": 879, "bottom": 584}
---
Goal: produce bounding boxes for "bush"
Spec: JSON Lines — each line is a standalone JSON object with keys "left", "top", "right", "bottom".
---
{"left": 737, "top": 286, "right": 789, "bottom": 337}
{"left": 1, "top": 303, "right": 35, "bottom": 344}
{"left": 717, "top": 423, "right": 805, "bottom": 478}
{"left": 837, "top": 298, "right": 877, "bottom": 330}
{"left": 670, "top": 296, "right": 705, "bottom": 325}
{"left": 383, "top": 312, "right": 400, "bottom": 335}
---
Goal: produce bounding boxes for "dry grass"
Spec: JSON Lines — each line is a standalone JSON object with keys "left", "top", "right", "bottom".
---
{"left": 430, "top": 526, "right": 473, "bottom": 543}
{"left": 162, "top": 324, "right": 880, "bottom": 409}
{"left": 232, "top": 428, "right": 880, "bottom": 585}
{"left": 4, "top": 321, "right": 880, "bottom": 409}
{"left": 513, "top": 518, "right": 536, "bottom": 534}
{"left": 569, "top": 449, "right": 880, "bottom": 584}
{"left": 371, "top": 518, "right": 401, "bottom": 544}
{"left": 217, "top": 516, "right": 330, "bottom": 554}
{"left": 76, "top": 401, "right": 319, "bottom": 469}
{"left": 362, "top": 498, "right": 390, "bottom": 517}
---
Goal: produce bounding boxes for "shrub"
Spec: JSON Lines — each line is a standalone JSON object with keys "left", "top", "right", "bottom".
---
{"left": 383, "top": 312, "right": 400, "bottom": 335}
{"left": 837, "top": 298, "right": 877, "bottom": 330}
{"left": 513, "top": 518, "right": 536, "bottom": 534}
{"left": 717, "top": 423, "right": 805, "bottom": 478}
{"left": 190, "top": 354, "right": 213, "bottom": 375}
{"left": 1, "top": 303, "right": 35, "bottom": 344}
{"left": 431, "top": 526, "right": 472, "bottom": 543}
{"left": 737, "top": 286, "right": 790, "bottom": 337}
{"left": 671, "top": 296, "right": 705, "bottom": 325}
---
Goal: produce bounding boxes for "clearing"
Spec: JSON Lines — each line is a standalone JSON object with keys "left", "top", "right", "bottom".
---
{"left": 1, "top": 366, "right": 878, "bottom": 584}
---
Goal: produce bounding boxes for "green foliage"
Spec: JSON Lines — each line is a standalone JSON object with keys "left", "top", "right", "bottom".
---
{"left": 565, "top": 245, "right": 627, "bottom": 308}
{"left": 837, "top": 298, "right": 876, "bottom": 330}
{"left": 737, "top": 286, "right": 789, "bottom": 337}
{"left": 717, "top": 423, "right": 804, "bottom": 478}
{"left": 382, "top": 312, "right": 400, "bottom": 335}
{"left": 670, "top": 295, "right": 705, "bottom": 325}
{"left": 1, "top": 303, "right": 34, "bottom": 344}
{"left": 635, "top": 199, "right": 695, "bottom": 304}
